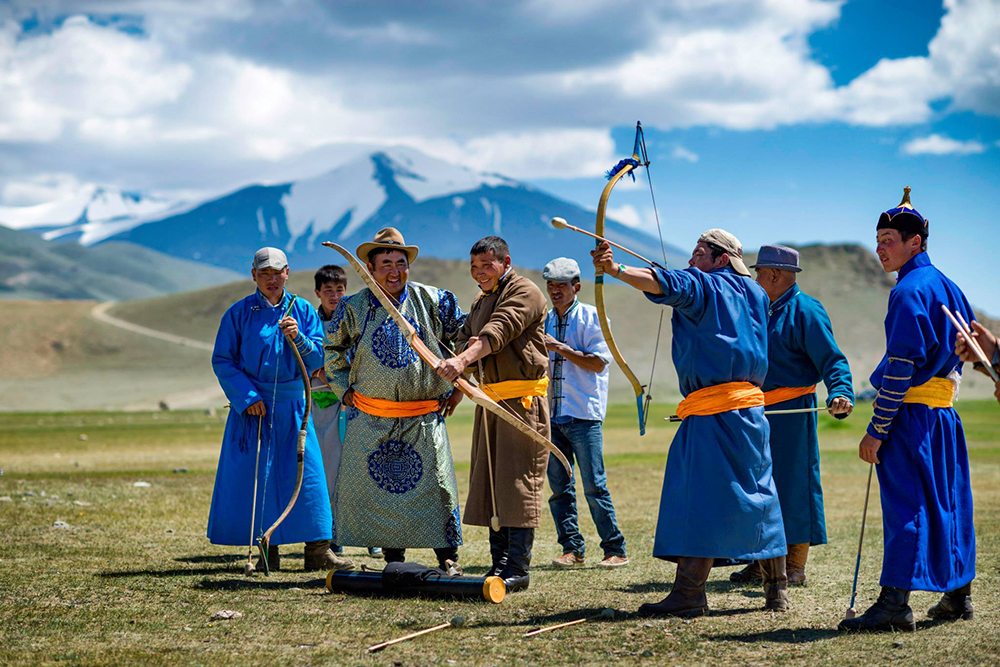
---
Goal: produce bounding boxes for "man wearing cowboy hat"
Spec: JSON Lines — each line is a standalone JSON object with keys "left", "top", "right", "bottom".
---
{"left": 323, "top": 228, "right": 467, "bottom": 573}
{"left": 592, "top": 229, "right": 788, "bottom": 617}
{"left": 729, "top": 245, "right": 854, "bottom": 587}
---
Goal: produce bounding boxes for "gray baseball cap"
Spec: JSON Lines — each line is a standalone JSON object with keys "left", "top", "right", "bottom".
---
{"left": 750, "top": 245, "right": 802, "bottom": 273}
{"left": 698, "top": 229, "right": 750, "bottom": 277}
{"left": 252, "top": 247, "right": 288, "bottom": 271}
{"left": 542, "top": 257, "right": 581, "bottom": 282}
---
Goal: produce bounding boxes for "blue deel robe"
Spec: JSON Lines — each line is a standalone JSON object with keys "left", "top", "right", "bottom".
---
{"left": 867, "top": 252, "right": 975, "bottom": 592}
{"left": 763, "top": 284, "right": 854, "bottom": 547}
{"left": 646, "top": 266, "right": 785, "bottom": 563}
{"left": 207, "top": 290, "right": 333, "bottom": 546}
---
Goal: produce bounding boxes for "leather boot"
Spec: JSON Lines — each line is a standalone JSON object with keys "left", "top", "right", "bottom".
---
{"left": 838, "top": 586, "right": 915, "bottom": 632}
{"left": 760, "top": 556, "right": 789, "bottom": 611}
{"left": 786, "top": 543, "right": 809, "bottom": 586}
{"left": 255, "top": 544, "right": 280, "bottom": 572}
{"left": 488, "top": 527, "right": 509, "bottom": 578}
{"left": 499, "top": 528, "right": 533, "bottom": 592}
{"left": 729, "top": 560, "right": 762, "bottom": 583}
{"left": 304, "top": 540, "right": 354, "bottom": 572}
{"left": 928, "top": 582, "right": 973, "bottom": 621}
{"left": 637, "top": 557, "right": 713, "bottom": 618}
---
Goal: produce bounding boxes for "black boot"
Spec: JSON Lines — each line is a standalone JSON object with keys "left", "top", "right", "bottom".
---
{"left": 838, "top": 586, "right": 915, "bottom": 632}
{"left": 637, "top": 557, "right": 713, "bottom": 618}
{"left": 499, "top": 528, "right": 533, "bottom": 592}
{"left": 928, "top": 582, "right": 973, "bottom": 621}
{"left": 382, "top": 548, "right": 405, "bottom": 564}
{"left": 488, "top": 527, "right": 509, "bottom": 577}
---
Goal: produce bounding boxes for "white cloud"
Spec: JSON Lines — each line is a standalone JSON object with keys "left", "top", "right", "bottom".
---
{"left": 606, "top": 204, "right": 643, "bottom": 228}
{"left": 671, "top": 146, "right": 699, "bottom": 163}
{"left": 0, "top": 172, "right": 86, "bottom": 206}
{"left": 901, "top": 134, "right": 987, "bottom": 156}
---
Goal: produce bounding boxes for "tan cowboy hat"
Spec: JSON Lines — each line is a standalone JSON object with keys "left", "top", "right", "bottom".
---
{"left": 356, "top": 227, "right": 419, "bottom": 265}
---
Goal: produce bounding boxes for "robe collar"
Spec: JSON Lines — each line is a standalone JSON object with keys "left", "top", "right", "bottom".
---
{"left": 256, "top": 289, "right": 288, "bottom": 309}
{"left": 896, "top": 251, "right": 931, "bottom": 282}
{"left": 769, "top": 283, "right": 800, "bottom": 313}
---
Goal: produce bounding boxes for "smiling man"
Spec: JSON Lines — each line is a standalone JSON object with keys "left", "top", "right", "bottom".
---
{"left": 435, "top": 236, "right": 551, "bottom": 591}
{"left": 208, "top": 247, "right": 351, "bottom": 573}
{"left": 840, "top": 189, "right": 977, "bottom": 633}
{"left": 541, "top": 257, "right": 627, "bottom": 569}
{"left": 323, "top": 228, "right": 466, "bottom": 574}
{"left": 592, "top": 229, "right": 788, "bottom": 617}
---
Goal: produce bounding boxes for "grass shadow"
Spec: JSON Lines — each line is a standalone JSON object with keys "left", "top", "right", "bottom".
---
{"left": 196, "top": 577, "right": 327, "bottom": 591}
{"left": 99, "top": 566, "right": 239, "bottom": 578}
{"left": 713, "top": 627, "right": 839, "bottom": 643}
{"left": 173, "top": 554, "right": 242, "bottom": 565}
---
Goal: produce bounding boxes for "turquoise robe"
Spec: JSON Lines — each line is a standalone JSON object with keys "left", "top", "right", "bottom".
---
{"left": 646, "top": 266, "right": 785, "bottom": 563}
{"left": 867, "top": 253, "right": 975, "bottom": 592}
{"left": 207, "top": 290, "right": 333, "bottom": 546}
{"left": 763, "top": 284, "right": 853, "bottom": 546}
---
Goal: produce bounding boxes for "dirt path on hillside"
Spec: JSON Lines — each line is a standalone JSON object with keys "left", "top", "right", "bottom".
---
{"left": 91, "top": 301, "right": 215, "bottom": 351}
{"left": 91, "top": 301, "right": 224, "bottom": 409}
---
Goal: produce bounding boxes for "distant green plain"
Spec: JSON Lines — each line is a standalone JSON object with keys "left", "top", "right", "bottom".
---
{"left": 1, "top": 401, "right": 997, "bottom": 666}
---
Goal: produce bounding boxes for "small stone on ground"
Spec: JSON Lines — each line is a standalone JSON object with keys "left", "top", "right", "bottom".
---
{"left": 52, "top": 521, "right": 70, "bottom": 529}
{"left": 133, "top": 481, "right": 151, "bottom": 488}
{"left": 210, "top": 610, "right": 243, "bottom": 620}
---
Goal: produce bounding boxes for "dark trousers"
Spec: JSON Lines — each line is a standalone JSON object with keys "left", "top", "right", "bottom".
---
{"left": 382, "top": 547, "right": 458, "bottom": 565}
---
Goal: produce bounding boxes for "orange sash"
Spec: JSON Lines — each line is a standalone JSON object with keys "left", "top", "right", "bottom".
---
{"left": 762, "top": 384, "right": 817, "bottom": 406}
{"left": 481, "top": 377, "right": 550, "bottom": 410}
{"left": 902, "top": 377, "right": 955, "bottom": 408}
{"left": 675, "top": 381, "right": 765, "bottom": 421}
{"left": 352, "top": 391, "right": 439, "bottom": 418}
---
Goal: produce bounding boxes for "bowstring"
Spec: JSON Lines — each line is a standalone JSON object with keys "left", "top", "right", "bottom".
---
{"left": 637, "top": 124, "right": 668, "bottom": 431}
{"left": 257, "top": 294, "right": 296, "bottom": 551}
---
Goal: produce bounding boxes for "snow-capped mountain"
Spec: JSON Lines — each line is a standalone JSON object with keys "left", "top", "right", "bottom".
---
{"left": 0, "top": 186, "right": 182, "bottom": 243}
{"left": 2, "top": 146, "right": 688, "bottom": 274}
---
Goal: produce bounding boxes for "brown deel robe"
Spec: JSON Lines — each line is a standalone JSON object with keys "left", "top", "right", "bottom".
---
{"left": 458, "top": 270, "right": 551, "bottom": 528}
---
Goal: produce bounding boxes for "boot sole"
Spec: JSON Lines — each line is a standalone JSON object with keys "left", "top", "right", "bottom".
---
{"left": 638, "top": 605, "right": 708, "bottom": 618}
{"left": 928, "top": 610, "right": 973, "bottom": 621}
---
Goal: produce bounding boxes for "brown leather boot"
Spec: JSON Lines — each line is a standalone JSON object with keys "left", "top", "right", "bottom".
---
{"left": 786, "top": 543, "right": 809, "bottom": 586}
{"left": 255, "top": 544, "right": 280, "bottom": 572}
{"left": 760, "top": 555, "right": 789, "bottom": 612}
{"left": 638, "top": 557, "right": 713, "bottom": 618}
{"left": 304, "top": 540, "right": 354, "bottom": 572}
{"left": 729, "top": 560, "right": 762, "bottom": 583}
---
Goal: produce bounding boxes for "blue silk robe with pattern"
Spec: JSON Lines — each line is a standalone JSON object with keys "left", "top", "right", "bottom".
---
{"left": 867, "top": 253, "right": 975, "bottom": 592}
{"left": 646, "top": 266, "right": 786, "bottom": 563}
{"left": 763, "top": 284, "right": 854, "bottom": 546}
{"left": 207, "top": 290, "right": 333, "bottom": 546}
{"left": 324, "top": 283, "right": 466, "bottom": 550}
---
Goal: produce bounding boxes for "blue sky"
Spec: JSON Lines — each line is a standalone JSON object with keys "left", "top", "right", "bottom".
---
{"left": 0, "top": 0, "right": 997, "bottom": 312}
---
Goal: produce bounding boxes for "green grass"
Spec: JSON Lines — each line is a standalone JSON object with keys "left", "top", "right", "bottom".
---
{"left": 1, "top": 401, "right": 998, "bottom": 666}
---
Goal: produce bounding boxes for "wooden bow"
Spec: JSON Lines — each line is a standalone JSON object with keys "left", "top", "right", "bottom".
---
{"left": 595, "top": 121, "right": 657, "bottom": 435}
{"left": 255, "top": 295, "right": 311, "bottom": 575}
{"left": 322, "top": 241, "right": 572, "bottom": 475}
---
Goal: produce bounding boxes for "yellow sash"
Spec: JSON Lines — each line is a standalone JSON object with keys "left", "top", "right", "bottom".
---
{"left": 481, "top": 377, "right": 550, "bottom": 410}
{"left": 763, "top": 384, "right": 816, "bottom": 406}
{"left": 902, "top": 377, "right": 955, "bottom": 408}
{"left": 352, "top": 392, "right": 440, "bottom": 418}
{"left": 676, "top": 381, "right": 765, "bottom": 420}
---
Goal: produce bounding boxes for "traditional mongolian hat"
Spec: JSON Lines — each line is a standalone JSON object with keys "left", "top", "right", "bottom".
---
{"left": 356, "top": 227, "right": 419, "bottom": 264}
{"left": 876, "top": 186, "right": 928, "bottom": 238}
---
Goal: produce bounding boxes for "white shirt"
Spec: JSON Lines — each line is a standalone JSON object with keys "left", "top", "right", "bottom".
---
{"left": 545, "top": 300, "right": 612, "bottom": 422}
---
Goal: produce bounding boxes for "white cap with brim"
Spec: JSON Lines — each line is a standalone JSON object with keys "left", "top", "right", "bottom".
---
{"left": 252, "top": 247, "right": 288, "bottom": 271}
{"left": 698, "top": 229, "right": 750, "bottom": 277}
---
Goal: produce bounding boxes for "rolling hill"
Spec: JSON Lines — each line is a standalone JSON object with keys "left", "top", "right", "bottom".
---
{"left": 3, "top": 242, "right": 995, "bottom": 412}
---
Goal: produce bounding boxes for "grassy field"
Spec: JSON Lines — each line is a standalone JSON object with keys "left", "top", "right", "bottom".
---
{"left": 1, "top": 401, "right": 998, "bottom": 666}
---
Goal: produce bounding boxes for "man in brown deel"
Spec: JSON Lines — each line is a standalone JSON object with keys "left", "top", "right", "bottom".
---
{"left": 436, "top": 236, "right": 550, "bottom": 591}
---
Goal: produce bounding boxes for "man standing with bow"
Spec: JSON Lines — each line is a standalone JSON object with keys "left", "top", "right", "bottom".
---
{"left": 729, "top": 245, "right": 853, "bottom": 586}
{"left": 840, "top": 189, "right": 977, "bottom": 632}
{"left": 324, "top": 228, "right": 466, "bottom": 573}
{"left": 592, "top": 229, "right": 788, "bottom": 616}
{"left": 436, "top": 236, "right": 551, "bottom": 592}
{"left": 208, "top": 247, "right": 351, "bottom": 572}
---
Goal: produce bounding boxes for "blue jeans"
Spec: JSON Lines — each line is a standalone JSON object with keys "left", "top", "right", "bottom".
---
{"left": 546, "top": 418, "right": 626, "bottom": 558}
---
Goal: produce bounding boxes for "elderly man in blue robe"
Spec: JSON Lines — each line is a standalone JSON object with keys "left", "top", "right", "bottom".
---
{"left": 208, "top": 247, "right": 353, "bottom": 573}
{"left": 728, "top": 245, "right": 853, "bottom": 586}
{"left": 593, "top": 229, "right": 788, "bottom": 617}
{"left": 839, "top": 189, "right": 977, "bottom": 632}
